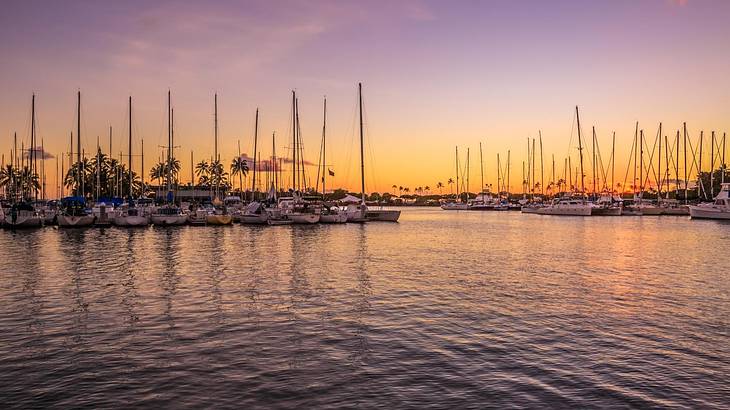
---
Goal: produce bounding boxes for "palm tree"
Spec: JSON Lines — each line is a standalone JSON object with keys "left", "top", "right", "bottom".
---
{"left": 447, "top": 178, "right": 454, "bottom": 194}
{"left": 230, "top": 157, "right": 249, "bottom": 195}
{"left": 195, "top": 160, "right": 210, "bottom": 187}
{"left": 436, "top": 182, "right": 444, "bottom": 195}
{"left": 391, "top": 184, "right": 397, "bottom": 195}
{"left": 398, "top": 186, "right": 403, "bottom": 196}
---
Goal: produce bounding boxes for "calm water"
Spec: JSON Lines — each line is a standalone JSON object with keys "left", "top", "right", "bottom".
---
{"left": 1, "top": 208, "right": 729, "bottom": 408}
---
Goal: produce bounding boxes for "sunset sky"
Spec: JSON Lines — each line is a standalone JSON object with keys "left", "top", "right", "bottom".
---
{"left": 1, "top": 0, "right": 729, "bottom": 196}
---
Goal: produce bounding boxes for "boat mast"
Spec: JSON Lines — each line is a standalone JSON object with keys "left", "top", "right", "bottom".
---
{"left": 640, "top": 129, "right": 644, "bottom": 200}
{"left": 214, "top": 93, "right": 219, "bottom": 199}
{"left": 575, "top": 106, "right": 585, "bottom": 199}
{"left": 272, "top": 132, "right": 277, "bottom": 200}
{"left": 167, "top": 90, "right": 172, "bottom": 200}
{"left": 683, "top": 122, "right": 688, "bottom": 203}
{"left": 291, "top": 91, "right": 296, "bottom": 192}
{"left": 658, "top": 123, "right": 662, "bottom": 199}
{"left": 322, "top": 97, "right": 327, "bottom": 197}
{"left": 592, "top": 126, "right": 596, "bottom": 197}
{"left": 128, "top": 96, "right": 133, "bottom": 199}
{"left": 539, "top": 131, "right": 544, "bottom": 196}
{"left": 466, "top": 148, "right": 470, "bottom": 197}
{"left": 455, "top": 147, "right": 460, "bottom": 199}
{"left": 496, "top": 153, "right": 501, "bottom": 194}
{"left": 507, "top": 150, "right": 511, "bottom": 196}
{"left": 479, "top": 142, "right": 484, "bottom": 193}
{"left": 710, "top": 131, "right": 715, "bottom": 199}
{"left": 76, "top": 91, "right": 81, "bottom": 197}
{"left": 611, "top": 131, "right": 616, "bottom": 194}
{"left": 31, "top": 93, "right": 36, "bottom": 201}
{"left": 358, "top": 83, "right": 366, "bottom": 203}
{"left": 252, "top": 108, "right": 259, "bottom": 201}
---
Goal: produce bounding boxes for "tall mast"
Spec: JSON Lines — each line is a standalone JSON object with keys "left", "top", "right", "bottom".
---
{"left": 539, "top": 131, "right": 544, "bottom": 196}
{"left": 675, "top": 130, "right": 680, "bottom": 198}
{"left": 631, "top": 121, "right": 639, "bottom": 195}
{"left": 358, "top": 83, "right": 366, "bottom": 202}
{"left": 710, "top": 131, "right": 715, "bottom": 199}
{"left": 252, "top": 108, "right": 259, "bottom": 201}
{"left": 507, "top": 150, "right": 511, "bottom": 196}
{"left": 592, "top": 126, "right": 596, "bottom": 196}
{"left": 575, "top": 106, "right": 585, "bottom": 198}
{"left": 658, "top": 124, "right": 662, "bottom": 199}
{"left": 479, "top": 142, "right": 484, "bottom": 193}
{"left": 128, "top": 96, "right": 133, "bottom": 199}
{"left": 639, "top": 129, "right": 644, "bottom": 199}
{"left": 466, "top": 148, "right": 470, "bottom": 196}
{"left": 96, "top": 136, "right": 100, "bottom": 199}
{"left": 496, "top": 153, "right": 501, "bottom": 194}
{"left": 141, "top": 138, "right": 145, "bottom": 189}
{"left": 722, "top": 132, "right": 726, "bottom": 185}
{"left": 455, "top": 147, "right": 460, "bottom": 198}
{"left": 611, "top": 131, "right": 616, "bottom": 194}
{"left": 665, "top": 134, "right": 670, "bottom": 195}
{"left": 683, "top": 122, "right": 688, "bottom": 203}
{"left": 272, "top": 132, "right": 277, "bottom": 200}
{"left": 698, "top": 130, "right": 704, "bottom": 199}
{"left": 322, "top": 97, "right": 327, "bottom": 197}
{"left": 291, "top": 91, "right": 296, "bottom": 191}
{"left": 31, "top": 93, "right": 36, "bottom": 201}
{"left": 77, "top": 91, "right": 81, "bottom": 196}
{"left": 167, "top": 90, "right": 172, "bottom": 197}
{"left": 214, "top": 93, "right": 218, "bottom": 162}
{"left": 531, "top": 138, "right": 535, "bottom": 197}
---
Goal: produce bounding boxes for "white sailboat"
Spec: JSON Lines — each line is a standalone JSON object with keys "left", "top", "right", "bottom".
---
{"left": 537, "top": 106, "right": 593, "bottom": 216}
{"left": 353, "top": 83, "right": 401, "bottom": 222}
{"left": 114, "top": 96, "right": 149, "bottom": 227}
{"left": 150, "top": 91, "right": 187, "bottom": 226}
{"left": 689, "top": 183, "right": 730, "bottom": 220}
{"left": 317, "top": 97, "right": 348, "bottom": 224}
{"left": 206, "top": 94, "right": 233, "bottom": 226}
{"left": 58, "top": 91, "right": 95, "bottom": 227}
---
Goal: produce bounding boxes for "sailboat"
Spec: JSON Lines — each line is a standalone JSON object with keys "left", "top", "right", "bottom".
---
{"left": 206, "top": 94, "right": 233, "bottom": 225}
{"left": 114, "top": 96, "right": 150, "bottom": 227}
{"left": 441, "top": 147, "right": 469, "bottom": 210}
{"left": 58, "top": 91, "right": 95, "bottom": 227}
{"left": 537, "top": 106, "right": 593, "bottom": 216}
{"left": 317, "top": 97, "right": 347, "bottom": 223}
{"left": 278, "top": 90, "right": 320, "bottom": 224}
{"left": 345, "top": 83, "right": 400, "bottom": 222}
{"left": 239, "top": 109, "right": 271, "bottom": 224}
{"left": 150, "top": 91, "right": 187, "bottom": 226}
{"left": 4, "top": 94, "right": 43, "bottom": 228}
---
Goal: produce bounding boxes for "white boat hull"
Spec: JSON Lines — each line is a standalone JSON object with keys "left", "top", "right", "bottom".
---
{"left": 57, "top": 214, "right": 96, "bottom": 227}
{"left": 536, "top": 206, "right": 592, "bottom": 216}
{"left": 591, "top": 207, "right": 622, "bottom": 216}
{"left": 441, "top": 203, "right": 468, "bottom": 210}
{"left": 289, "top": 213, "right": 320, "bottom": 224}
{"left": 662, "top": 206, "right": 689, "bottom": 216}
{"left": 366, "top": 209, "right": 401, "bottom": 222}
{"left": 239, "top": 213, "right": 269, "bottom": 224}
{"left": 113, "top": 215, "right": 150, "bottom": 226}
{"left": 689, "top": 206, "right": 730, "bottom": 220}
{"left": 3, "top": 213, "right": 43, "bottom": 228}
{"left": 150, "top": 215, "right": 188, "bottom": 226}
{"left": 320, "top": 213, "right": 348, "bottom": 223}
{"left": 520, "top": 206, "right": 542, "bottom": 214}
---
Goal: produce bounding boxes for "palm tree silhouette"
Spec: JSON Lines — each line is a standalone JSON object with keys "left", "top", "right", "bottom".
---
{"left": 436, "top": 182, "right": 444, "bottom": 195}
{"left": 447, "top": 178, "right": 454, "bottom": 195}
{"left": 230, "top": 157, "right": 249, "bottom": 195}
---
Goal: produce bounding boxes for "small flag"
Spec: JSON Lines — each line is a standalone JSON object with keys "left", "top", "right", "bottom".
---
{"left": 328, "top": 168, "right": 335, "bottom": 177}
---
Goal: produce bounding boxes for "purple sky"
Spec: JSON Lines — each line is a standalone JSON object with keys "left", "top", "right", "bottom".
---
{"left": 1, "top": 0, "right": 728, "bottom": 193}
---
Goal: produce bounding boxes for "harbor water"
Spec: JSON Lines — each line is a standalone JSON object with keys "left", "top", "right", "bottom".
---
{"left": 1, "top": 208, "right": 728, "bottom": 408}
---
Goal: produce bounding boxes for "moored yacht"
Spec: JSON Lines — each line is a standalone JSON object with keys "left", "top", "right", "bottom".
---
{"left": 3, "top": 202, "right": 43, "bottom": 228}
{"left": 57, "top": 197, "right": 95, "bottom": 227}
{"left": 536, "top": 196, "right": 593, "bottom": 216}
{"left": 689, "top": 183, "right": 730, "bottom": 220}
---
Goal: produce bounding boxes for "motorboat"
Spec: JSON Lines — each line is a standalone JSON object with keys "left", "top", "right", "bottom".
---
{"left": 591, "top": 193, "right": 622, "bottom": 216}
{"left": 689, "top": 183, "right": 730, "bottom": 220}
{"left": 536, "top": 196, "right": 593, "bottom": 216}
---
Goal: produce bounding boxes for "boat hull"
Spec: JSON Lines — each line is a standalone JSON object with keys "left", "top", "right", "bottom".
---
{"left": 441, "top": 204, "right": 468, "bottom": 210}
{"left": 520, "top": 206, "right": 542, "bottom": 214}
{"left": 591, "top": 207, "right": 622, "bottom": 216}
{"left": 3, "top": 214, "right": 43, "bottom": 228}
{"left": 689, "top": 206, "right": 730, "bottom": 220}
{"left": 662, "top": 206, "right": 689, "bottom": 216}
{"left": 289, "top": 213, "right": 320, "bottom": 224}
{"left": 239, "top": 213, "right": 269, "bottom": 224}
{"left": 366, "top": 209, "right": 401, "bottom": 222}
{"left": 206, "top": 214, "right": 233, "bottom": 225}
{"left": 113, "top": 215, "right": 150, "bottom": 226}
{"left": 320, "top": 213, "right": 348, "bottom": 223}
{"left": 536, "top": 206, "right": 592, "bottom": 216}
{"left": 57, "top": 214, "right": 96, "bottom": 227}
{"left": 150, "top": 215, "right": 188, "bottom": 226}
{"left": 640, "top": 206, "right": 663, "bottom": 216}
